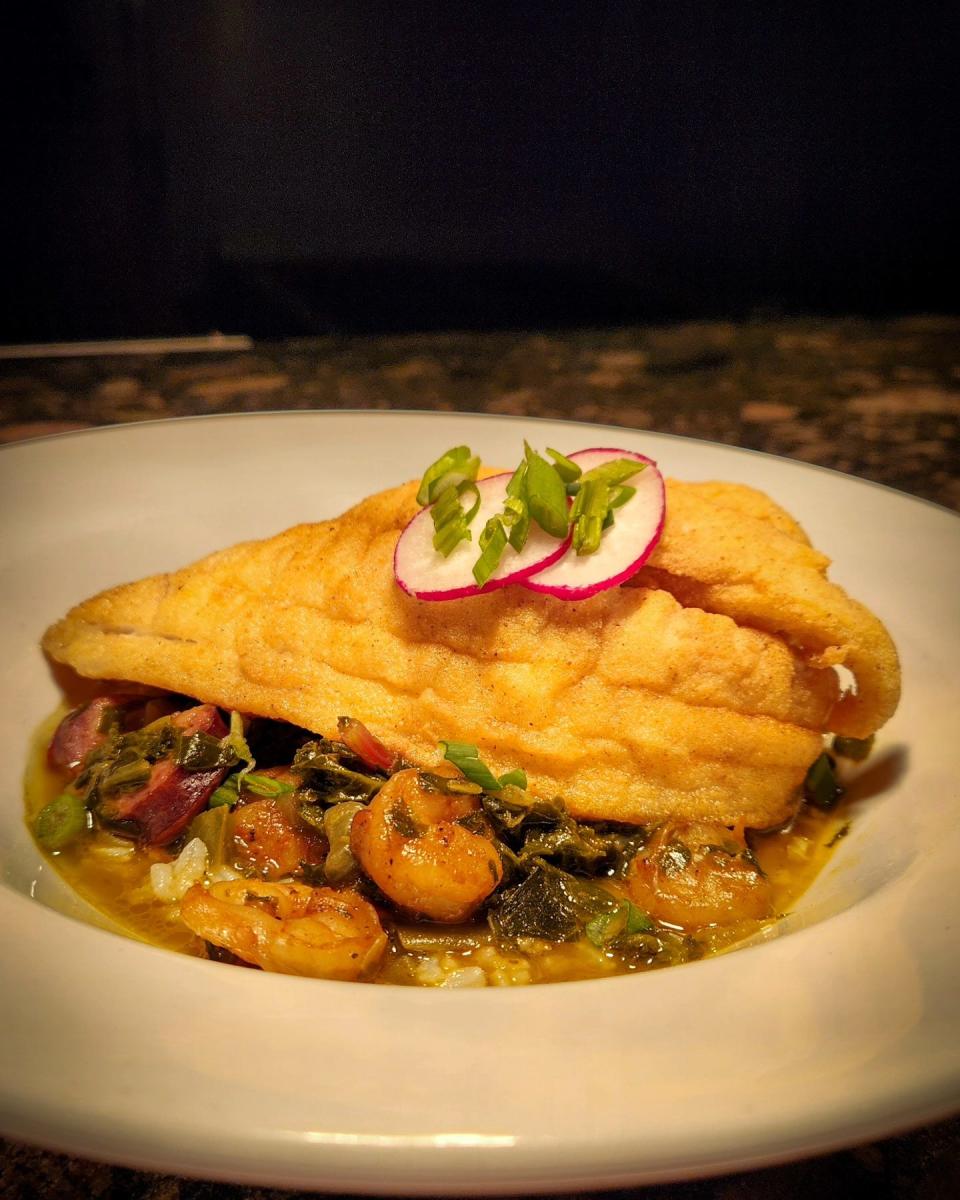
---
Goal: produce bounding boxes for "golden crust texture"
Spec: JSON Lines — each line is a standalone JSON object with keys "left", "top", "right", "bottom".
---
{"left": 42, "top": 478, "right": 900, "bottom": 829}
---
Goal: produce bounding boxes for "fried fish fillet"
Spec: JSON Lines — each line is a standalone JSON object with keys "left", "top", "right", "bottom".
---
{"left": 42, "top": 479, "right": 900, "bottom": 829}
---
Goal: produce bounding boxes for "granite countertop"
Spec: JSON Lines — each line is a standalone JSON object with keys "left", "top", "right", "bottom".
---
{"left": 2, "top": 316, "right": 958, "bottom": 1199}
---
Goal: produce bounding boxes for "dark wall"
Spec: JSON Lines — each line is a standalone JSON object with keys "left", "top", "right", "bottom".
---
{"left": 4, "top": 1, "right": 958, "bottom": 341}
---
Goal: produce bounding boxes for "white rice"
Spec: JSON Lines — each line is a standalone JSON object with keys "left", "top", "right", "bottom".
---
{"left": 149, "top": 837, "right": 209, "bottom": 902}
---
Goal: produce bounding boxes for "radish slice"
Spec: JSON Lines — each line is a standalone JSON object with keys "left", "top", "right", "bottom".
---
{"left": 522, "top": 448, "right": 665, "bottom": 600}
{"left": 394, "top": 472, "right": 570, "bottom": 601}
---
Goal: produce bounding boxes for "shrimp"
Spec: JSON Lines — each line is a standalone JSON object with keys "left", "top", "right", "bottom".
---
{"left": 626, "top": 820, "right": 773, "bottom": 929}
{"left": 179, "top": 880, "right": 387, "bottom": 980}
{"left": 350, "top": 768, "right": 503, "bottom": 923}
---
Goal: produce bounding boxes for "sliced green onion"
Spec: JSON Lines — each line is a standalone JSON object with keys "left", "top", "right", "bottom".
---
{"left": 804, "top": 752, "right": 844, "bottom": 810}
{"left": 580, "top": 458, "right": 646, "bottom": 487}
{"left": 571, "top": 477, "right": 611, "bottom": 555}
{"left": 472, "top": 517, "right": 508, "bottom": 587}
{"left": 476, "top": 463, "right": 531, "bottom": 578}
{"left": 523, "top": 443, "right": 570, "bottom": 539}
{"left": 568, "top": 463, "right": 644, "bottom": 556}
{"left": 34, "top": 792, "right": 89, "bottom": 851}
{"left": 209, "top": 776, "right": 239, "bottom": 808}
{"left": 431, "top": 481, "right": 480, "bottom": 557}
{"left": 546, "top": 448, "right": 582, "bottom": 485}
{"left": 240, "top": 772, "right": 296, "bottom": 798}
{"left": 416, "top": 446, "right": 480, "bottom": 506}
{"left": 439, "top": 741, "right": 527, "bottom": 792}
{"left": 501, "top": 492, "right": 530, "bottom": 553}
{"left": 832, "top": 734, "right": 875, "bottom": 762}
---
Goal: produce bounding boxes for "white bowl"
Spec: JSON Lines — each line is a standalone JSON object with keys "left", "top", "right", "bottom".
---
{"left": 1, "top": 411, "right": 958, "bottom": 1193}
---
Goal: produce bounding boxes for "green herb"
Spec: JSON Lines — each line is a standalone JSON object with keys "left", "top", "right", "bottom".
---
{"left": 523, "top": 443, "right": 570, "bottom": 539}
{"left": 472, "top": 516, "right": 508, "bottom": 587}
{"left": 416, "top": 445, "right": 481, "bottom": 507}
{"left": 209, "top": 776, "right": 239, "bottom": 808}
{"left": 609, "top": 483, "right": 636, "bottom": 511}
{"left": 570, "top": 477, "right": 611, "bottom": 555}
{"left": 419, "top": 772, "right": 484, "bottom": 796}
{"left": 580, "top": 457, "right": 646, "bottom": 488}
{"left": 439, "top": 741, "right": 528, "bottom": 792}
{"left": 499, "top": 460, "right": 532, "bottom": 553}
{"left": 569, "top": 459, "right": 645, "bottom": 555}
{"left": 240, "top": 772, "right": 295, "bottom": 798}
{"left": 431, "top": 480, "right": 482, "bottom": 557}
{"left": 832, "top": 734, "right": 875, "bottom": 762}
{"left": 34, "top": 792, "right": 89, "bottom": 851}
{"left": 546, "top": 448, "right": 582, "bottom": 485}
{"left": 804, "top": 752, "right": 844, "bottom": 810}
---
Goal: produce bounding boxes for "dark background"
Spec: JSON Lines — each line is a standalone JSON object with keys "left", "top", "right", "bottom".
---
{"left": 4, "top": 0, "right": 958, "bottom": 343}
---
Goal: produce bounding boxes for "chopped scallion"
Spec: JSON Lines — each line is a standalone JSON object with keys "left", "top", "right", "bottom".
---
{"left": 571, "top": 477, "right": 610, "bottom": 555}
{"left": 523, "top": 443, "right": 570, "bottom": 539}
{"left": 546, "top": 448, "right": 582, "bottom": 485}
{"left": 416, "top": 446, "right": 480, "bottom": 507}
{"left": 431, "top": 481, "right": 480, "bottom": 557}
{"left": 580, "top": 457, "right": 646, "bottom": 488}
{"left": 439, "top": 740, "right": 528, "bottom": 792}
{"left": 472, "top": 517, "right": 508, "bottom": 587}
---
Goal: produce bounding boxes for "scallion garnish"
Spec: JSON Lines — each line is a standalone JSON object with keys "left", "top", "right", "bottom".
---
{"left": 241, "top": 773, "right": 296, "bottom": 798}
{"left": 523, "top": 442, "right": 570, "bottom": 539}
{"left": 431, "top": 480, "right": 481, "bottom": 557}
{"left": 416, "top": 446, "right": 481, "bottom": 507}
{"left": 439, "top": 740, "right": 528, "bottom": 792}
{"left": 570, "top": 459, "right": 645, "bottom": 555}
{"left": 580, "top": 458, "right": 647, "bottom": 488}
{"left": 410, "top": 444, "right": 648, "bottom": 594}
{"left": 546, "top": 448, "right": 582, "bottom": 485}
{"left": 570, "top": 477, "right": 611, "bottom": 555}
{"left": 472, "top": 517, "right": 508, "bottom": 587}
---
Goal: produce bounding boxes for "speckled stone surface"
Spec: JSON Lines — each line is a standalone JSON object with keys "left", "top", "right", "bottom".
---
{"left": 2, "top": 316, "right": 958, "bottom": 1199}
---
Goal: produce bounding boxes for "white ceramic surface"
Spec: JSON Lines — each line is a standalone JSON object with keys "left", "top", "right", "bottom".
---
{"left": 1, "top": 411, "right": 958, "bottom": 1194}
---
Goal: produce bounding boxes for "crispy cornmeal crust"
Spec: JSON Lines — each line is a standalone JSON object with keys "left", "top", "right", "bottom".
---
{"left": 42, "top": 479, "right": 900, "bottom": 829}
